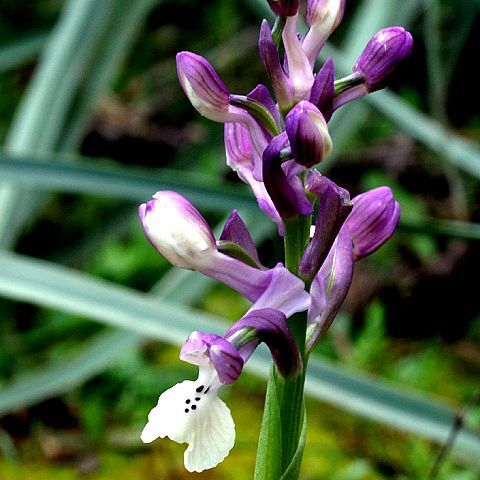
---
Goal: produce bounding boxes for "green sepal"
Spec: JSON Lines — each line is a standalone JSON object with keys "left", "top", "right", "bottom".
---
{"left": 229, "top": 95, "right": 280, "bottom": 136}
{"left": 334, "top": 72, "right": 365, "bottom": 95}
{"left": 216, "top": 240, "right": 263, "bottom": 269}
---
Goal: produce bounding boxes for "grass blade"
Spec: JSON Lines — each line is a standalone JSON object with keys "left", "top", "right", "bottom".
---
{"left": 0, "top": 330, "right": 140, "bottom": 417}
{"left": 0, "top": 0, "right": 158, "bottom": 248}
{"left": 0, "top": 152, "right": 257, "bottom": 212}
{"left": 0, "top": 33, "right": 48, "bottom": 74}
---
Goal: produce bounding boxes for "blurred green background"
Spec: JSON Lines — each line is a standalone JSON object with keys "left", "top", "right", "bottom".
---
{"left": 0, "top": 0, "right": 479, "bottom": 478}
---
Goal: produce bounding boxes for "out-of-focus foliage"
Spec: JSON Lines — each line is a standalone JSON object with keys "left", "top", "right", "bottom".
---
{"left": 0, "top": 0, "right": 479, "bottom": 478}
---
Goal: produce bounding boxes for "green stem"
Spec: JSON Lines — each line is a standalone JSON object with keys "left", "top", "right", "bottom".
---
{"left": 280, "top": 216, "right": 310, "bottom": 473}
{"left": 254, "top": 214, "right": 311, "bottom": 479}
{"left": 279, "top": 316, "right": 308, "bottom": 470}
{"left": 284, "top": 217, "right": 304, "bottom": 275}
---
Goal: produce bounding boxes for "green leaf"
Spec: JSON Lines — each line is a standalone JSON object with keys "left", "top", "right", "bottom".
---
{"left": 280, "top": 407, "right": 307, "bottom": 480}
{"left": 304, "top": 355, "right": 480, "bottom": 466}
{"left": 59, "top": 0, "right": 160, "bottom": 151}
{"left": 0, "top": 251, "right": 228, "bottom": 343}
{"left": 254, "top": 368, "right": 283, "bottom": 480}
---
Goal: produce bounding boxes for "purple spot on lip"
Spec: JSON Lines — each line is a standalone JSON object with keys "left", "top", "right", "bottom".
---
{"left": 145, "top": 201, "right": 154, "bottom": 212}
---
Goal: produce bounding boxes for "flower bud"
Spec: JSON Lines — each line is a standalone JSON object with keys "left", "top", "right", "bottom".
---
{"left": 176, "top": 52, "right": 232, "bottom": 122}
{"left": 345, "top": 187, "right": 400, "bottom": 260}
{"left": 139, "top": 191, "right": 216, "bottom": 270}
{"left": 177, "top": 52, "right": 269, "bottom": 162}
{"left": 303, "top": 0, "right": 346, "bottom": 66}
{"left": 353, "top": 27, "right": 413, "bottom": 92}
{"left": 285, "top": 101, "right": 333, "bottom": 167}
{"left": 266, "top": 0, "right": 299, "bottom": 16}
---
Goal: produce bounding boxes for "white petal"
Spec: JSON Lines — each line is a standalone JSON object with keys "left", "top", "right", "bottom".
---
{"left": 141, "top": 375, "right": 235, "bottom": 473}
{"left": 184, "top": 394, "right": 235, "bottom": 472}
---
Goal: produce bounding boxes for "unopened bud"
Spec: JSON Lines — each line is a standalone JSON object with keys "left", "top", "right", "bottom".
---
{"left": 353, "top": 27, "right": 413, "bottom": 91}
{"left": 139, "top": 191, "right": 217, "bottom": 270}
{"left": 345, "top": 187, "right": 400, "bottom": 259}
{"left": 285, "top": 101, "right": 333, "bottom": 167}
{"left": 177, "top": 52, "right": 231, "bottom": 122}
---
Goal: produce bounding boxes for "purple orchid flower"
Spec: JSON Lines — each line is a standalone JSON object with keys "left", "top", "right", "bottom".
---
{"left": 141, "top": 267, "right": 306, "bottom": 472}
{"left": 259, "top": 16, "right": 314, "bottom": 110}
{"left": 262, "top": 133, "right": 313, "bottom": 219}
{"left": 139, "top": 191, "right": 310, "bottom": 309}
{"left": 306, "top": 186, "right": 400, "bottom": 350}
{"left": 258, "top": 20, "right": 295, "bottom": 110}
{"left": 282, "top": 15, "right": 315, "bottom": 102}
{"left": 309, "top": 57, "right": 335, "bottom": 120}
{"left": 307, "top": 227, "right": 354, "bottom": 349}
{"left": 224, "top": 120, "right": 284, "bottom": 234}
{"left": 299, "top": 171, "right": 352, "bottom": 279}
